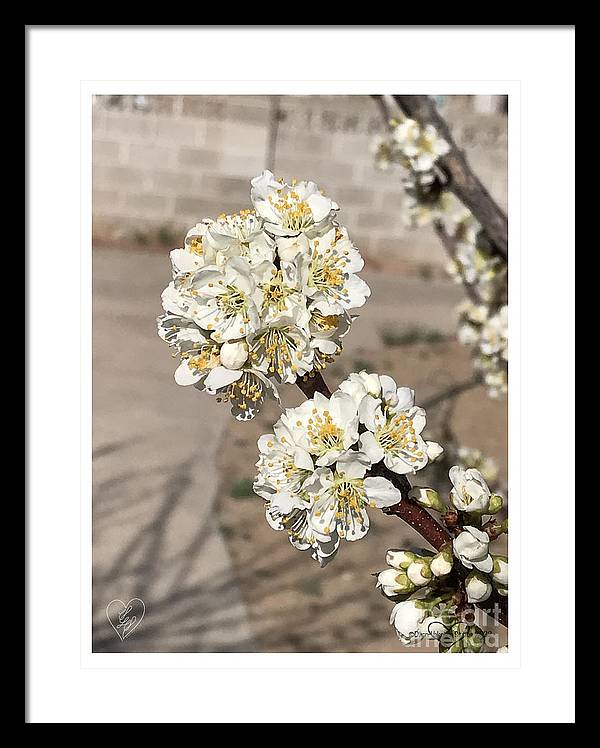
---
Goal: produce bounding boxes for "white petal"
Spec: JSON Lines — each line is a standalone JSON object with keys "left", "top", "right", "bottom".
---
{"left": 174, "top": 361, "right": 202, "bottom": 386}
{"left": 336, "top": 450, "right": 370, "bottom": 479}
{"left": 363, "top": 476, "right": 402, "bottom": 507}
{"left": 203, "top": 366, "right": 243, "bottom": 391}
{"left": 394, "top": 387, "right": 415, "bottom": 411}
{"left": 473, "top": 555, "right": 494, "bottom": 574}
{"left": 426, "top": 441, "right": 444, "bottom": 461}
{"left": 257, "top": 433, "right": 276, "bottom": 454}
{"left": 383, "top": 454, "right": 415, "bottom": 475}
{"left": 359, "top": 432, "right": 385, "bottom": 465}
{"left": 359, "top": 395, "right": 382, "bottom": 432}
{"left": 306, "top": 192, "right": 333, "bottom": 223}
{"left": 344, "top": 506, "right": 370, "bottom": 541}
{"left": 293, "top": 447, "right": 314, "bottom": 472}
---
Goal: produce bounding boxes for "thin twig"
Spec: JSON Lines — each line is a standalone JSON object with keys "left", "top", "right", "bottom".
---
{"left": 391, "top": 95, "right": 508, "bottom": 260}
{"left": 422, "top": 376, "right": 481, "bottom": 410}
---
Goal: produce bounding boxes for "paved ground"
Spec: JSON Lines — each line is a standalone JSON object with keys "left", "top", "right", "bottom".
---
{"left": 91, "top": 247, "right": 475, "bottom": 653}
{"left": 92, "top": 247, "right": 255, "bottom": 652}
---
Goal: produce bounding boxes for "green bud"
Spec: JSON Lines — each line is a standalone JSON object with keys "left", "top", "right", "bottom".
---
{"left": 393, "top": 572, "right": 415, "bottom": 594}
{"left": 430, "top": 547, "right": 454, "bottom": 577}
{"left": 465, "top": 571, "right": 493, "bottom": 603}
{"left": 488, "top": 493, "right": 504, "bottom": 514}
{"left": 407, "top": 558, "right": 433, "bottom": 586}
{"left": 385, "top": 549, "right": 416, "bottom": 570}
{"left": 409, "top": 487, "right": 446, "bottom": 513}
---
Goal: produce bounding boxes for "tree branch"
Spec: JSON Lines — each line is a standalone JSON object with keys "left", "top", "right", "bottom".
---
{"left": 297, "top": 370, "right": 507, "bottom": 628}
{"left": 391, "top": 95, "right": 508, "bottom": 261}
{"left": 421, "top": 375, "right": 481, "bottom": 410}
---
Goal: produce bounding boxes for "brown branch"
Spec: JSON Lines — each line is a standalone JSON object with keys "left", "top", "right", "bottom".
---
{"left": 297, "top": 370, "right": 507, "bottom": 628}
{"left": 391, "top": 95, "right": 508, "bottom": 261}
{"left": 422, "top": 376, "right": 481, "bottom": 410}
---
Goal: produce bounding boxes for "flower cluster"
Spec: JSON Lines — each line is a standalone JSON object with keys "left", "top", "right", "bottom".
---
{"left": 376, "top": 464, "right": 507, "bottom": 652}
{"left": 443, "top": 211, "right": 508, "bottom": 396}
{"left": 157, "top": 171, "right": 370, "bottom": 420}
{"left": 372, "top": 115, "right": 509, "bottom": 400}
{"left": 372, "top": 117, "right": 451, "bottom": 227}
{"left": 253, "top": 372, "right": 443, "bottom": 566}
{"left": 446, "top": 212, "right": 506, "bottom": 303}
{"left": 457, "top": 300, "right": 508, "bottom": 398}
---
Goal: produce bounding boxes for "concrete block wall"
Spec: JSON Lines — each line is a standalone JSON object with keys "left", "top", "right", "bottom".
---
{"left": 92, "top": 95, "right": 507, "bottom": 271}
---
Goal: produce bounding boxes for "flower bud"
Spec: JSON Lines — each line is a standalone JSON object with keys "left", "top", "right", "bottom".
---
{"left": 389, "top": 599, "right": 427, "bottom": 643}
{"left": 409, "top": 487, "right": 446, "bottom": 513}
{"left": 465, "top": 571, "right": 492, "bottom": 603}
{"left": 430, "top": 547, "right": 453, "bottom": 577}
{"left": 406, "top": 558, "right": 432, "bottom": 586}
{"left": 449, "top": 466, "right": 494, "bottom": 513}
{"left": 385, "top": 549, "right": 416, "bottom": 570}
{"left": 488, "top": 493, "right": 503, "bottom": 514}
{"left": 491, "top": 555, "right": 508, "bottom": 587}
{"left": 453, "top": 526, "right": 493, "bottom": 572}
{"left": 376, "top": 568, "right": 415, "bottom": 597}
{"left": 219, "top": 340, "right": 248, "bottom": 370}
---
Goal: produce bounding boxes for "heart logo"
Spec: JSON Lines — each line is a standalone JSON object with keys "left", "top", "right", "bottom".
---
{"left": 106, "top": 598, "right": 145, "bottom": 641}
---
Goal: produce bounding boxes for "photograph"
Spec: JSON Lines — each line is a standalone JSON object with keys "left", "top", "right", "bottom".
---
{"left": 92, "top": 93, "right": 509, "bottom": 653}
{"left": 26, "top": 26, "right": 575, "bottom": 725}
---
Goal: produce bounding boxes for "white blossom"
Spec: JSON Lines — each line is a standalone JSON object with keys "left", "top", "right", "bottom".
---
{"left": 480, "top": 305, "right": 508, "bottom": 359}
{"left": 169, "top": 221, "right": 214, "bottom": 275}
{"left": 279, "top": 391, "right": 360, "bottom": 467}
{"left": 406, "top": 558, "right": 432, "bottom": 587}
{"left": 385, "top": 549, "right": 416, "bottom": 570}
{"left": 465, "top": 571, "right": 493, "bottom": 603}
{"left": 304, "top": 451, "right": 402, "bottom": 545}
{"left": 339, "top": 373, "right": 442, "bottom": 475}
{"left": 158, "top": 173, "right": 371, "bottom": 420}
{"left": 204, "top": 209, "right": 275, "bottom": 267}
{"left": 492, "top": 556, "right": 508, "bottom": 588}
{"left": 389, "top": 598, "right": 429, "bottom": 643}
{"left": 297, "top": 226, "right": 370, "bottom": 314}
{"left": 453, "top": 526, "right": 494, "bottom": 573}
{"left": 376, "top": 568, "right": 415, "bottom": 597}
{"left": 392, "top": 118, "right": 450, "bottom": 172}
{"left": 249, "top": 316, "right": 314, "bottom": 384}
{"left": 449, "top": 465, "right": 493, "bottom": 513}
{"left": 250, "top": 170, "right": 338, "bottom": 237}
{"left": 187, "top": 257, "right": 260, "bottom": 343}
{"left": 430, "top": 548, "right": 453, "bottom": 577}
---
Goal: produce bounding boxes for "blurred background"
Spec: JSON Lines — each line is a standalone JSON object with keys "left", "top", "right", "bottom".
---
{"left": 92, "top": 94, "right": 507, "bottom": 653}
